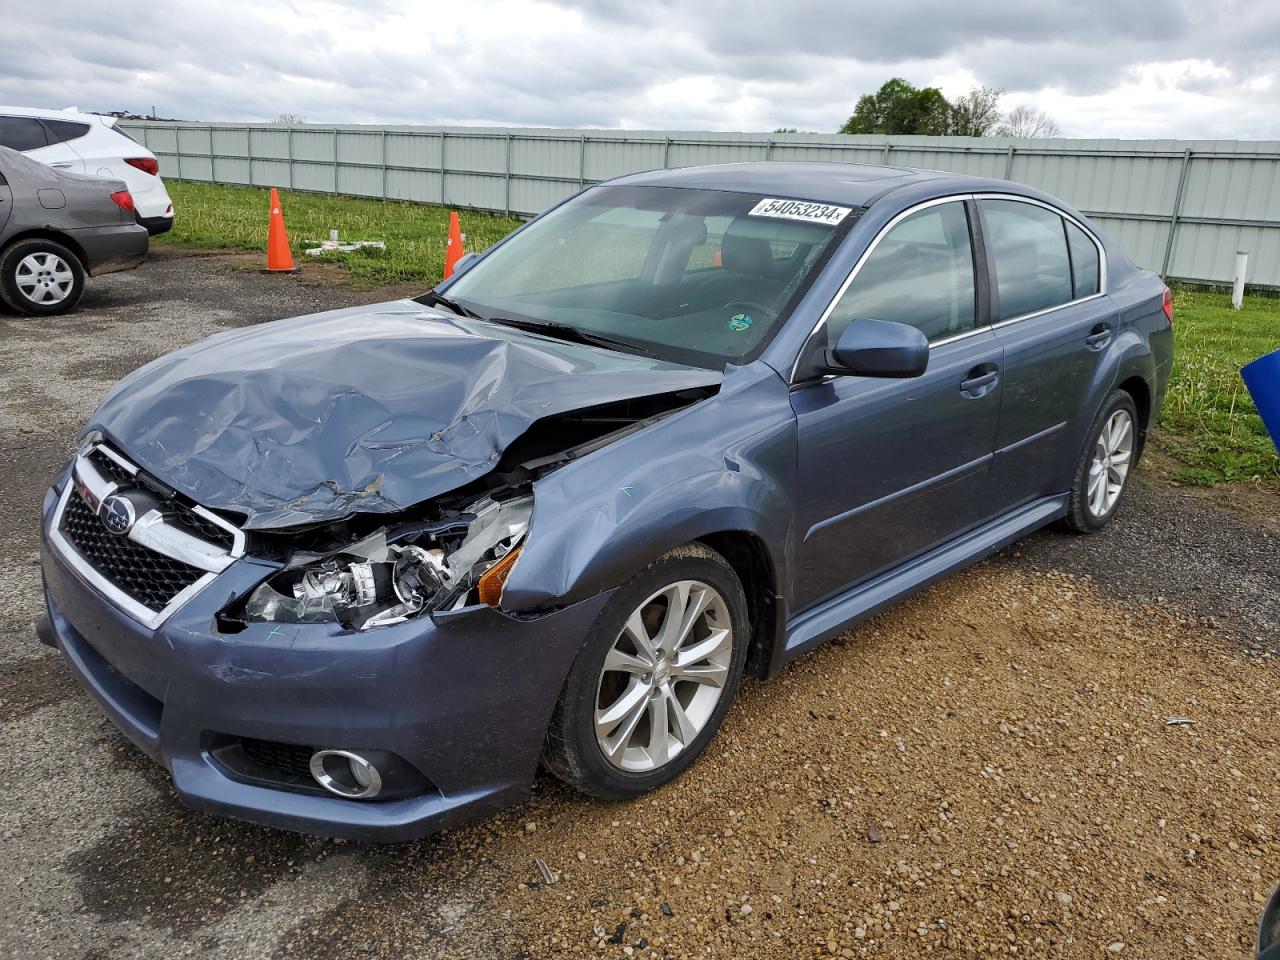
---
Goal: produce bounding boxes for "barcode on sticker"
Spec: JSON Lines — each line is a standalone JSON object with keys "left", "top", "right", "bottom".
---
{"left": 748, "top": 198, "right": 851, "bottom": 225}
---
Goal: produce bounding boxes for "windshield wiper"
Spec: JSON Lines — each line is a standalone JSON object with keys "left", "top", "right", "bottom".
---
{"left": 417, "top": 289, "right": 481, "bottom": 319}
{"left": 482, "top": 316, "right": 652, "bottom": 355}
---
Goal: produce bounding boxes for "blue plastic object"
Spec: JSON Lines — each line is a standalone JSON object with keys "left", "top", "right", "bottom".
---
{"left": 1242, "top": 348, "right": 1280, "bottom": 455}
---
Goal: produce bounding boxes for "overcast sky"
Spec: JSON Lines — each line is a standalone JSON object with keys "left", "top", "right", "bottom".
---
{"left": 2, "top": 0, "right": 1277, "bottom": 138}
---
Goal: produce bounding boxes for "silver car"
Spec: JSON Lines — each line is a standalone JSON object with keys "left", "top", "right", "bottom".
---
{"left": 0, "top": 145, "right": 148, "bottom": 316}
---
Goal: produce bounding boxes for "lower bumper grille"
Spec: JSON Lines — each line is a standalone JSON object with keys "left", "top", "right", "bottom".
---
{"left": 60, "top": 490, "right": 205, "bottom": 613}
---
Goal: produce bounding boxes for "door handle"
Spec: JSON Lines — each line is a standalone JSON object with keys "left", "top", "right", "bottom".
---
{"left": 960, "top": 365, "right": 999, "bottom": 396}
{"left": 50, "top": 162, "right": 74, "bottom": 169}
{"left": 1085, "top": 323, "right": 1113, "bottom": 349}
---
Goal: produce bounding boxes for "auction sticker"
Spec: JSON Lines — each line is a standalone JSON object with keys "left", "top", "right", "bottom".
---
{"left": 748, "top": 197, "right": 851, "bottom": 225}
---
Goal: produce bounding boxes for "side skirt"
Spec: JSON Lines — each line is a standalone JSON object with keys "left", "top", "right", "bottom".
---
{"left": 777, "top": 494, "right": 1068, "bottom": 672}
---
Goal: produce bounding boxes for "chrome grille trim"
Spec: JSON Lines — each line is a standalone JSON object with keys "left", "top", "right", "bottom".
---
{"left": 48, "top": 443, "right": 245, "bottom": 630}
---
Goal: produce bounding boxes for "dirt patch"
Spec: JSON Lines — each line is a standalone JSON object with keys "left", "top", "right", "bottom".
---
{"left": 401, "top": 567, "right": 1279, "bottom": 960}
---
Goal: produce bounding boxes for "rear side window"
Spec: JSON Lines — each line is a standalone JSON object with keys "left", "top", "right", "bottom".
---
{"left": 827, "top": 200, "right": 976, "bottom": 344}
{"left": 1065, "top": 220, "right": 1100, "bottom": 298}
{"left": 0, "top": 116, "right": 50, "bottom": 151}
{"left": 41, "top": 119, "right": 91, "bottom": 144}
{"left": 980, "top": 199, "right": 1073, "bottom": 321}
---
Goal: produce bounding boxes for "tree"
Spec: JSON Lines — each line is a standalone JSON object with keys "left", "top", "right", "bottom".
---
{"left": 840, "top": 78, "right": 952, "bottom": 136}
{"left": 996, "top": 104, "right": 1062, "bottom": 138}
{"left": 949, "top": 86, "right": 1004, "bottom": 137}
{"left": 270, "top": 113, "right": 306, "bottom": 125}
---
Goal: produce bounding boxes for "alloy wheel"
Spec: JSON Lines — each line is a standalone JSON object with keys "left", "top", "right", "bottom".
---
{"left": 15, "top": 252, "right": 75, "bottom": 305}
{"left": 594, "top": 579, "right": 733, "bottom": 772}
{"left": 1087, "top": 408, "right": 1134, "bottom": 517}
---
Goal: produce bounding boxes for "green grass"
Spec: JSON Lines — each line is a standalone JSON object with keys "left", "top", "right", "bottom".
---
{"left": 1160, "top": 289, "right": 1279, "bottom": 487}
{"left": 155, "top": 182, "right": 524, "bottom": 287}
{"left": 156, "top": 182, "right": 1279, "bottom": 488}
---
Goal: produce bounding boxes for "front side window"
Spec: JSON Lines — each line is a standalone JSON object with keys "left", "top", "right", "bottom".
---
{"left": 981, "top": 199, "right": 1073, "bottom": 320}
{"left": 0, "top": 116, "right": 50, "bottom": 151}
{"left": 1065, "top": 220, "right": 1101, "bottom": 298}
{"left": 826, "top": 201, "right": 976, "bottom": 345}
{"left": 444, "top": 185, "right": 854, "bottom": 368}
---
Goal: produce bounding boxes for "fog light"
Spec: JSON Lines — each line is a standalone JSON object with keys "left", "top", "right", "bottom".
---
{"left": 309, "top": 749, "right": 383, "bottom": 799}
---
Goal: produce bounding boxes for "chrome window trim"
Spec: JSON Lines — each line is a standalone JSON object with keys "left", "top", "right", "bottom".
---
{"left": 47, "top": 444, "right": 245, "bottom": 630}
{"left": 791, "top": 191, "right": 1110, "bottom": 382}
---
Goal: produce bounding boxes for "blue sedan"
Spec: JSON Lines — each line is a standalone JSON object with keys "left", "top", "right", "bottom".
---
{"left": 38, "top": 162, "right": 1173, "bottom": 840}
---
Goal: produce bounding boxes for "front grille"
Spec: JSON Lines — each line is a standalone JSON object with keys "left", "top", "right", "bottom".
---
{"left": 240, "top": 737, "right": 316, "bottom": 782}
{"left": 87, "top": 447, "right": 134, "bottom": 486}
{"left": 59, "top": 490, "right": 206, "bottom": 612}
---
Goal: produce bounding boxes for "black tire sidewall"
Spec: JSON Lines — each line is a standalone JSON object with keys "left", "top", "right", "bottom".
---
{"left": 544, "top": 546, "right": 749, "bottom": 799}
{"left": 0, "top": 239, "right": 86, "bottom": 316}
{"left": 1065, "top": 389, "right": 1139, "bottom": 533}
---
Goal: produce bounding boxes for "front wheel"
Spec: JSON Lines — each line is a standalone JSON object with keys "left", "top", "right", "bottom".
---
{"left": 0, "top": 239, "right": 86, "bottom": 316}
{"left": 542, "top": 544, "right": 749, "bottom": 799}
{"left": 1063, "top": 389, "right": 1139, "bottom": 533}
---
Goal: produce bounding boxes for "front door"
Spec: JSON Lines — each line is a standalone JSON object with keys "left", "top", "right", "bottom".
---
{"left": 790, "top": 198, "right": 1003, "bottom": 611}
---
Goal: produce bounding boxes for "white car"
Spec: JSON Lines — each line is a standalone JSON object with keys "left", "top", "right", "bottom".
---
{"left": 0, "top": 106, "right": 174, "bottom": 235}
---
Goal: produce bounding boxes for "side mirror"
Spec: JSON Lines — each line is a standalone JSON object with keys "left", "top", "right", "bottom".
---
{"left": 818, "top": 318, "right": 929, "bottom": 379}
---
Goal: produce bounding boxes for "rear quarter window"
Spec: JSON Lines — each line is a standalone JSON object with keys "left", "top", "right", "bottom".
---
{"left": 1065, "top": 220, "right": 1101, "bottom": 298}
{"left": 41, "top": 119, "right": 91, "bottom": 144}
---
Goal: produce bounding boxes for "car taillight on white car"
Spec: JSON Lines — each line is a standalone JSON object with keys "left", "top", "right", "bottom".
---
{"left": 110, "top": 190, "right": 136, "bottom": 213}
{"left": 124, "top": 157, "right": 159, "bottom": 176}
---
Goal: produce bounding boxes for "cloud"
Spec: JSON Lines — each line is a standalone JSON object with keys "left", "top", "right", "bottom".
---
{"left": 0, "top": 0, "right": 1276, "bottom": 138}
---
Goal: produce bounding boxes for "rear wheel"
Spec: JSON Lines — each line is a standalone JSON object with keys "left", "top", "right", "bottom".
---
{"left": 1063, "top": 389, "right": 1139, "bottom": 533}
{"left": 0, "top": 239, "right": 86, "bottom": 316}
{"left": 542, "top": 544, "right": 749, "bottom": 799}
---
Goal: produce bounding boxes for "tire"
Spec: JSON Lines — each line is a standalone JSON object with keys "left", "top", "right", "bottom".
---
{"left": 542, "top": 543, "right": 750, "bottom": 800}
{"left": 1062, "top": 389, "right": 1140, "bottom": 533}
{"left": 0, "top": 238, "right": 86, "bottom": 316}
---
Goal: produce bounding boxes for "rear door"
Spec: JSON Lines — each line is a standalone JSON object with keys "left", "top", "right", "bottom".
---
{"left": 977, "top": 197, "right": 1114, "bottom": 508}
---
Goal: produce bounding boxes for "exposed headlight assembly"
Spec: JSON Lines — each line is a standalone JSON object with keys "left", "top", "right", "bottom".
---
{"left": 242, "top": 495, "right": 532, "bottom": 630}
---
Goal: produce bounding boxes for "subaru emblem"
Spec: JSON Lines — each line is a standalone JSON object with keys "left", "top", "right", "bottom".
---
{"left": 99, "top": 494, "right": 136, "bottom": 536}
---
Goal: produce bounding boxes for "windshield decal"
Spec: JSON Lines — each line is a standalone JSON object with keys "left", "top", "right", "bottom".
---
{"left": 727, "top": 313, "right": 753, "bottom": 332}
{"left": 748, "top": 198, "right": 851, "bottom": 225}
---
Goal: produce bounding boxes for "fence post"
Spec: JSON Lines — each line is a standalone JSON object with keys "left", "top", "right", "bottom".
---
{"left": 287, "top": 127, "right": 295, "bottom": 190}
{"left": 332, "top": 128, "right": 339, "bottom": 194}
{"left": 246, "top": 126, "right": 254, "bottom": 186}
{"left": 1233, "top": 251, "right": 1249, "bottom": 308}
{"left": 504, "top": 132, "right": 513, "bottom": 218}
{"left": 376, "top": 128, "right": 386, "bottom": 199}
{"left": 663, "top": 137, "right": 671, "bottom": 169}
{"left": 208, "top": 126, "right": 215, "bottom": 183}
{"left": 1004, "top": 145, "right": 1016, "bottom": 180}
{"left": 176, "top": 126, "right": 185, "bottom": 182}
{"left": 1161, "top": 148, "right": 1192, "bottom": 278}
{"left": 765, "top": 138, "right": 774, "bottom": 161}
{"left": 881, "top": 141, "right": 890, "bottom": 163}
{"left": 440, "top": 131, "right": 447, "bottom": 206}
{"left": 579, "top": 135, "right": 587, "bottom": 188}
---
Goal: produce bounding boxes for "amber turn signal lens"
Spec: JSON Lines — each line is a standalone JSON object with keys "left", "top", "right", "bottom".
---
{"left": 477, "top": 545, "right": 522, "bottom": 606}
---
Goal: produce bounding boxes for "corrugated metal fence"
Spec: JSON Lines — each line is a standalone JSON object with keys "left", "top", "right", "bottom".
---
{"left": 119, "top": 122, "right": 1280, "bottom": 288}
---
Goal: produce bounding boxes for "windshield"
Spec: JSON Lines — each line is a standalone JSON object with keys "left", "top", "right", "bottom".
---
{"left": 442, "top": 185, "right": 857, "bottom": 368}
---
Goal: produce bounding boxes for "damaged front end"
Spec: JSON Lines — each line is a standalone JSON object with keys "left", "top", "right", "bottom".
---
{"left": 224, "top": 386, "right": 714, "bottom": 630}
{"left": 238, "top": 495, "right": 532, "bottom": 630}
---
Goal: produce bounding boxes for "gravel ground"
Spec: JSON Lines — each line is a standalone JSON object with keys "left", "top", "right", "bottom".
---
{"left": 0, "top": 252, "right": 1276, "bottom": 960}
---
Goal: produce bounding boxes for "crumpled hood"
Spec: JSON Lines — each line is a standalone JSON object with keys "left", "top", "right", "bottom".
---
{"left": 88, "top": 300, "right": 721, "bottom": 529}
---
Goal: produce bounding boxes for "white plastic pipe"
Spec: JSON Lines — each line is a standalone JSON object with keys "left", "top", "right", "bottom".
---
{"left": 1233, "top": 250, "right": 1249, "bottom": 309}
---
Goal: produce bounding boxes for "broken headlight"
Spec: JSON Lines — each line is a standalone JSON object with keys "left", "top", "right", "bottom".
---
{"left": 241, "top": 496, "right": 532, "bottom": 630}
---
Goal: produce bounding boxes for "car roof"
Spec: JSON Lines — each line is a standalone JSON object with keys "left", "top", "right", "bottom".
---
{"left": 606, "top": 161, "right": 1027, "bottom": 209}
{"left": 0, "top": 105, "right": 113, "bottom": 126}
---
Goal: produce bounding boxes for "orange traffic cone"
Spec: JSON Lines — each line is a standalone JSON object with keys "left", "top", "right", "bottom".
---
{"left": 443, "top": 211, "right": 464, "bottom": 279}
{"left": 264, "top": 188, "right": 298, "bottom": 273}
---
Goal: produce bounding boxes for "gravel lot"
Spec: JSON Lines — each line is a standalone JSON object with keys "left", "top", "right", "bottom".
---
{"left": 1, "top": 252, "right": 1276, "bottom": 960}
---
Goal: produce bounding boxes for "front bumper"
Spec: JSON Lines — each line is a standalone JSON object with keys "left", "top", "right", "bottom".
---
{"left": 39, "top": 485, "right": 610, "bottom": 842}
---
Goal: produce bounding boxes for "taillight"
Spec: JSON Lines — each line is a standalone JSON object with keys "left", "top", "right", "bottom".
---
{"left": 110, "top": 190, "right": 136, "bottom": 213}
{"left": 124, "top": 156, "right": 159, "bottom": 176}
{"left": 1162, "top": 287, "right": 1174, "bottom": 325}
